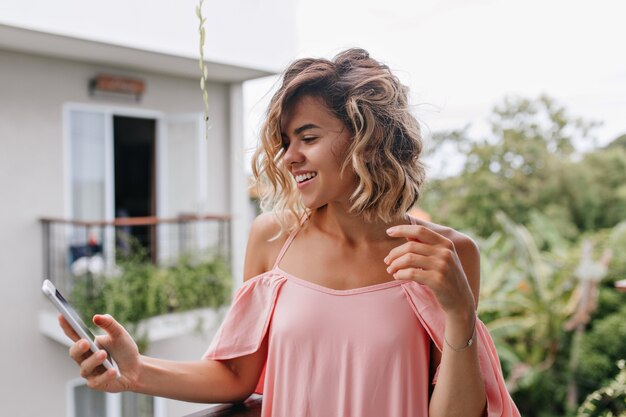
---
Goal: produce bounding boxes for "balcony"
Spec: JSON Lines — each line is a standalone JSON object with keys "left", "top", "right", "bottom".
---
{"left": 39, "top": 214, "right": 233, "bottom": 346}
{"left": 40, "top": 214, "right": 231, "bottom": 293}
{"left": 39, "top": 214, "right": 264, "bottom": 416}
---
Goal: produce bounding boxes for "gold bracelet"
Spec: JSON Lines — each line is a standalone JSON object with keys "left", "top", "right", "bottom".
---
{"left": 444, "top": 317, "right": 476, "bottom": 352}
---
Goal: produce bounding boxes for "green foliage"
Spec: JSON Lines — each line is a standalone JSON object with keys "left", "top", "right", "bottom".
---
{"left": 560, "top": 149, "right": 626, "bottom": 231}
{"left": 576, "top": 306, "right": 626, "bottom": 400}
{"left": 513, "top": 364, "right": 571, "bottom": 417}
{"left": 577, "top": 360, "right": 626, "bottom": 417}
{"left": 607, "top": 222, "right": 626, "bottom": 277}
{"left": 478, "top": 212, "right": 577, "bottom": 411}
{"left": 606, "top": 134, "right": 626, "bottom": 150}
{"left": 421, "top": 95, "right": 626, "bottom": 238}
{"left": 594, "top": 287, "right": 626, "bottom": 329}
{"left": 477, "top": 211, "right": 626, "bottom": 416}
{"left": 167, "top": 254, "right": 231, "bottom": 311}
{"left": 420, "top": 93, "right": 626, "bottom": 416}
{"left": 70, "top": 252, "right": 231, "bottom": 352}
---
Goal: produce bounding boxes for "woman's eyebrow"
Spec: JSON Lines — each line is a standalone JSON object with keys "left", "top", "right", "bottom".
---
{"left": 293, "top": 123, "right": 321, "bottom": 135}
{"left": 280, "top": 123, "right": 321, "bottom": 138}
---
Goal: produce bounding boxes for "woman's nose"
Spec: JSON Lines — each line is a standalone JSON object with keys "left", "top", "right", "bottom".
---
{"left": 283, "top": 142, "right": 304, "bottom": 167}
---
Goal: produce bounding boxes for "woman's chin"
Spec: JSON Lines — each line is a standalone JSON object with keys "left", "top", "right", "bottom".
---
{"left": 301, "top": 199, "right": 327, "bottom": 211}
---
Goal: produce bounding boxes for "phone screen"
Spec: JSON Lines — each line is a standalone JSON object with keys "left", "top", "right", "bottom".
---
{"left": 55, "top": 288, "right": 97, "bottom": 341}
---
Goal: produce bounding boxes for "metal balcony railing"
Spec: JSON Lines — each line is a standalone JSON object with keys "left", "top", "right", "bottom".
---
{"left": 40, "top": 214, "right": 231, "bottom": 295}
{"left": 183, "top": 396, "right": 262, "bottom": 417}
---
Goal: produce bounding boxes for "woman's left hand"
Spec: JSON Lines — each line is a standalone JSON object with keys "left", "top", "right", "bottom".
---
{"left": 384, "top": 225, "right": 475, "bottom": 318}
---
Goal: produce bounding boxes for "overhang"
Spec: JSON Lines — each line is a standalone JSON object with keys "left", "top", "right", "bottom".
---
{"left": 0, "top": 23, "right": 275, "bottom": 82}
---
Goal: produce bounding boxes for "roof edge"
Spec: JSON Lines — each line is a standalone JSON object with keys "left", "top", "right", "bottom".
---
{"left": 0, "top": 23, "right": 277, "bottom": 82}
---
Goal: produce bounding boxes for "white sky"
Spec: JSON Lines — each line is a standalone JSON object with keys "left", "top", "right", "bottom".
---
{"left": 244, "top": 0, "right": 626, "bottom": 177}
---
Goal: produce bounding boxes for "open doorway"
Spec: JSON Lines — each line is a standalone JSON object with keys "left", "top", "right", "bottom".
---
{"left": 113, "top": 115, "right": 156, "bottom": 260}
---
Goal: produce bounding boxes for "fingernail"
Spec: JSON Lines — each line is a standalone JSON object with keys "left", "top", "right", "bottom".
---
{"left": 386, "top": 227, "right": 396, "bottom": 235}
{"left": 383, "top": 257, "right": 389, "bottom": 264}
{"left": 386, "top": 267, "right": 391, "bottom": 273}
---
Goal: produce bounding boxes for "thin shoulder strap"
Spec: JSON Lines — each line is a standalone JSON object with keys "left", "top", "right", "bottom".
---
{"left": 272, "top": 213, "right": 309, "bottom": 269}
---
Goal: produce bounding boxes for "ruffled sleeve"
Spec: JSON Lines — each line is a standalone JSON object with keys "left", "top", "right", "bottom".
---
{"left": 202, "top": 272, "right": 286, "bottom": 394}
{"left": 400, "top": 280, "right": 521, "bottom": 417}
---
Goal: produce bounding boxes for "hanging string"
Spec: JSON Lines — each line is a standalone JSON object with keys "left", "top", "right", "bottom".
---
{"left": 196, "top": 0, "right": 211, "bottom": 140}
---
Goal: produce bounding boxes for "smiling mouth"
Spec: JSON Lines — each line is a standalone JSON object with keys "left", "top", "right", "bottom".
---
{"left": 295, "top": 172, "right": 317, "bottom": 183}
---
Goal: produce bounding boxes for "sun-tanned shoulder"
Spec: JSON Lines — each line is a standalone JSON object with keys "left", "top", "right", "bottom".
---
{"left": 243, "top": 211, "right": 299, "bottom": 282}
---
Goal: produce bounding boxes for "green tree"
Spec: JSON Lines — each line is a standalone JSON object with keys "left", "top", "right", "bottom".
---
{"left": 478, "top": 211, "right": 578, "bottom": 417}
{"left": 575, "top": 306, "right": 626, "bottom": 402}
{"left": 577, "top": 360, "right": 626, "bottom": 417}
{"left": 560, "top": 147, "right": 626, "bottom": 231}
{"left": 420, "top": 94, "right": 626, "bottom": 415}
{"left": 478, "top": 214, "right": 626, "bottom": 416}
{"left": 420, "top": 95, "right": 621, "bottom": 238}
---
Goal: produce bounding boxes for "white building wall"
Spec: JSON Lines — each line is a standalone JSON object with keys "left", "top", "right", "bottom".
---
{"left": 0, "top": 0, "right": 297, "bottom": 73}
{"left": 228, "top": 83, "right": 248, "bottom": 289}
{"left": 0, "top": 48, "right": 235, "bottom": 417}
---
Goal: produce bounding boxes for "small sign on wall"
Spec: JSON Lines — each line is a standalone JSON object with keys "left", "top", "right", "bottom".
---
{"left": 89, "top": 74, "right": 145, "bottom": 101}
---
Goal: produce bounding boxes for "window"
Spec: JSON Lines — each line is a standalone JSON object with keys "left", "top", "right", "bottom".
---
{"left": 69, "top": 109, "right": 107, "bottom": 222}
{"left": 69, "top": 379, "right": 163, "bottom": 417}
{"left": 64, "top": 105, "right": 207, "bottom": 263}
{"left": 73, "top": 383, "right": 106, "bottom": 417}
{"left": 121, "top": 392, "right": 154, "bottom": 417}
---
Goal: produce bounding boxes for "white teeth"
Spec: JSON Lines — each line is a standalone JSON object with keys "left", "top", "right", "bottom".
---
{"left": 295, "top": 172, "right": 317, "bottom": 183}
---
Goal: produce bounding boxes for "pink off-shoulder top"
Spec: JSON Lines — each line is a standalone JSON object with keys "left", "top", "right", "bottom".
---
{"left": 203, "top": 215, "right": 520, "bottom": 417}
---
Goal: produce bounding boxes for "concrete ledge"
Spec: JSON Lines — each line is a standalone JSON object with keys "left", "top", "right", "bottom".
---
{"left": 39, "top": 306, "right": 227, "bottom": 347}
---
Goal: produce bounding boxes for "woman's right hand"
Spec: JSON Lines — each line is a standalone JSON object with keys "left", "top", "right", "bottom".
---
{"left": 59, "top": 314, "right": 141, "bottom": 393}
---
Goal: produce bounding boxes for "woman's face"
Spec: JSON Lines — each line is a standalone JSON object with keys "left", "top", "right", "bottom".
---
{"left": 280, "top": 95, "right": 356, "bottom": 210}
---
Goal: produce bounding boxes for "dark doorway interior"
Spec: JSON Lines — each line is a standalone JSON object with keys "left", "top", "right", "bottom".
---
{"left": 113, "top": 115, "right": 156, "bottom": 260}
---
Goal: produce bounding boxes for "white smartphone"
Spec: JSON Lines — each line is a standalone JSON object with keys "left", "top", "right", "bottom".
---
{"left": 42, "top": 279, "right": 120, "bottom": 377}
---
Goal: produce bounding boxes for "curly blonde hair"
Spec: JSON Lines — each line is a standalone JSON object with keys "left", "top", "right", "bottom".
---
{"left": 251, "top": 48, "right": 426, "bottom": 235}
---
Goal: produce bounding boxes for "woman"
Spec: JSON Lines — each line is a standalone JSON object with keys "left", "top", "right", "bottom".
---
{"left": 60, "top": 48, "right": 519, "bottom": 417}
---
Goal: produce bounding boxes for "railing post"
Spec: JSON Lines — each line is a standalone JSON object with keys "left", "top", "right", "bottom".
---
{"left": 178, "top": 218, "right": 185, "bottom": 257}
{"left": 217, "top": 220, "right": 223, "bottom": 258}
{"left": 42, "top": 220, "right": 51, "bottom": 281}
{"left": 226, "top": 218, "right": 232, "bottom": 264}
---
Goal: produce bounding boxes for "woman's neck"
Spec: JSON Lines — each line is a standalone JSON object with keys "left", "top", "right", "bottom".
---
{"left": 309, "top": 205, "right": 409, "bottom": 246}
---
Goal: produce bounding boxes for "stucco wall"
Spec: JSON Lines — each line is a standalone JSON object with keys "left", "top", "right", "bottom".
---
{"left": 0, "top": 48, "right": 237, "bottom": 417}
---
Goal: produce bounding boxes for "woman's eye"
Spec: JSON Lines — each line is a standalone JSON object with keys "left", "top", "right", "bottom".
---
{"left": 302, "top": 136, "right": 317, "bottom": 142}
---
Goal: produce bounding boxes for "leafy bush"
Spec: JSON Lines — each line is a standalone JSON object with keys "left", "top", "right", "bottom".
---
{"left": 513, "top": 365, "right": 570, "bottom": 417}
{"left": 594, "top": 287, "right": 626, "bottom": 323}
{"left": 419, "top": 95, "right": 626, "bottom": 415}
{"left": 576, "top": 306, "right": 626, "bottom": 400}
{"left": 577, "top": 360, "right": 626, "bottom": 417}
{"left": 70, "top": 253, "right": 231, "bottom": 351}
